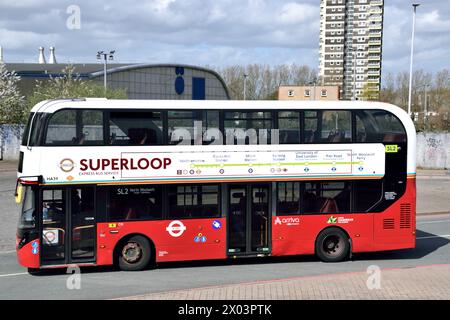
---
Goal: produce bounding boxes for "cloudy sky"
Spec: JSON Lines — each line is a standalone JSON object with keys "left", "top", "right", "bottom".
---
{"left": 0, "top": 0, "right": 449, "bottom": 81}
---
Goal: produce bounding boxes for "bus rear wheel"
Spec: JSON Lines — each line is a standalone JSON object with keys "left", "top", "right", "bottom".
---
{"left": 118, "top": 235, "right": 151, "bottom": 271}
{"left": 315, "top": 228, "right": 350, "bottom": 262}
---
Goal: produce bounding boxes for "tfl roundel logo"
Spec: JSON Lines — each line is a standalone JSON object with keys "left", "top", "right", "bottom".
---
{"left": 166, "top": 220, "right": 186, "bottom": 237}
{"left": 59, "top": 158, "right": 75, "bottom": 172}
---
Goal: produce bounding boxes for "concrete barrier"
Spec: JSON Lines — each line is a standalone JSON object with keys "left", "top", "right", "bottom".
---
{"left": 417, "top": 132, "right": 450, "bottom": 170}
{"left": 0, "top": 125, "right": 23, "bottom": 161}
{"left": 1, "top": 125, "right": 449, "bottom": 169}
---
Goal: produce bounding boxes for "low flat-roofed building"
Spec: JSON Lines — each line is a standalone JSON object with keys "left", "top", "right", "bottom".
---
{"left": 5, "top": 63, "right": 230, "bottom": 100}
{"left": 278, "top": 85, "right": 340, "bottom": 101}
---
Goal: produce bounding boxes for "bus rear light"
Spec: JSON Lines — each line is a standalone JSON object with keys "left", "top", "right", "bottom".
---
{"left": 18, "top": 176, "right": 42, "bottom": 185}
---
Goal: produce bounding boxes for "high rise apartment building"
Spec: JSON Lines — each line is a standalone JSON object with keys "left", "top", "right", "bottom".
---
{"left": 319, "top": 0, "right": 384, "bottom": 100}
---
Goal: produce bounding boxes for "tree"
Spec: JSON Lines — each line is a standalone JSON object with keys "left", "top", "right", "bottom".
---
{"left": 379, "top": 72, "right": 395, "bottom": 103}
{"left": 361, "top": 82, "right": 380, "bottom": 101}
{"left": 216, "top": 63, "right": 317, "bottom": 100}
{"left": 0, "top": 62, "right": 26, "bottom": 139}
{"left": 27, "top": 65, "right": 127, "bottom": 111}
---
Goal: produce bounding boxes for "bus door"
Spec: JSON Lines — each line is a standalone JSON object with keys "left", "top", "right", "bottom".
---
{"left": 228, "top": 183, "right": 271, "bottom": 255}
{"left": 40, "top": 187, "right": 96, "bottom": 265}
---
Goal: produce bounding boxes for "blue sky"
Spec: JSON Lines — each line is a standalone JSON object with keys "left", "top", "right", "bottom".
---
{"left": 0, "top": 0, "right": 449, "bottom": 80}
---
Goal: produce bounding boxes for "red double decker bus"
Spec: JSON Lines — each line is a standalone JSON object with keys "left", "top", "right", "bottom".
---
{"left": 16, "top": 99, "right": 416, "bottom": 271}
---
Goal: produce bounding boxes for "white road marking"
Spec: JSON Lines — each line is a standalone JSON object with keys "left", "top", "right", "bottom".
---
{"left": 417, "top": 220, "right": 450, "bottom": 225}
{"left": 0, "top": 272, "right": 28, "bottom": 278}
{"left": 0, "top": 250, "right": 16, "bottom": 254}
{"left": 417, "top": 234, "right": 450, "bottom": 240}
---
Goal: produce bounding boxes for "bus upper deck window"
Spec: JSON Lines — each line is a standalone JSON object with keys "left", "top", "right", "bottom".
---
{"left": 355, "top": 110, "right": 406, "bottom": 143}
{"left": 45, "top": 110, "right": 104, "bottom": 146}
{"left": 304, "top": 110, "right": 351, "bottom": 143}
{"left": 109, "top": 111, "right": 163, "bottom": 146}
{"left": 278, "top": 111, "right": 300, "bottom": 144}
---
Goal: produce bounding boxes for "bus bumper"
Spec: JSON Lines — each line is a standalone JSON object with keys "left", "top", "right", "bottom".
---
{"left": 16, "top": 238, "right": 40, "bottom": 269}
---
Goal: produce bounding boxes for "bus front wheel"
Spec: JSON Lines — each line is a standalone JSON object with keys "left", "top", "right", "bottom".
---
{"left": 315, "top": 228, "right": 350, "bottom": 262}
{"left": 118, "top": 235, "right": 152, "bottom": 271}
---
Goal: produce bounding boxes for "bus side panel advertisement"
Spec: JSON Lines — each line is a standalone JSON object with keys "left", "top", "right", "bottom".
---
{"left": 38, "top": 144, "right": 386, "bottom": 185}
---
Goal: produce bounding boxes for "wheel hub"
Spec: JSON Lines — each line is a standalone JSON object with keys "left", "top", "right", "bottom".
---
{"left": 122, "top": 242, "right": 142, "bottom": 263}
{"left": 323, "top": 235, "right": 343, "bottom": 256}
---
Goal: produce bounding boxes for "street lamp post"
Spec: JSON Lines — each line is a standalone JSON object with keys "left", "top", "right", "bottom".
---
{"left": 97, "top": 50, "right": 115, "bottom": 93}
{"left": 408, "top": 4, "right": 420, "bottom": 116}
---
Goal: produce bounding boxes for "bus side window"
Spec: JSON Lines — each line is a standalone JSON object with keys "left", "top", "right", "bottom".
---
{"left": 168, "top": 110, "right": 199, "bottom": 145}
{"left": 45, "top": 110, "right": 77, "bottom": 145}
{"left": 224, "top": 111, "right": 272, "bottom": 145}
{"left": 81, "top": 110, "right": 103, "bottom": 145}
{"left": 321, "top": 111, "right": 351, "bottom": 143}
{"left": 167, "top": 184, "right": 220, "bottom": 219}
{"left": 109, "top": 111, "right": 163, "bottom": 146}
{"left": 355, "top": 114, "right": 367, "bottom": 142}
{"left": 277, "top": 111, "right": 300, "bottom": 144}
{"left": 107, "top": 186, "right": 163, "bottom": 221}
{"left": 277, "top": 182, "right": 301, "bottom": 215}
{"left": 303, "top": 182, "right": 350, "bottom": 214}
{"left": 45, "top": 110, "right": 103, "bottom": 146}
{"left": 354, "top": 180, "right": 383, "bottom": 212}
{"left": 354, "top": 110, "right": 406, "bottom": 143}
{"left": 304, "top": 111, "right": 320, "bottom": 143}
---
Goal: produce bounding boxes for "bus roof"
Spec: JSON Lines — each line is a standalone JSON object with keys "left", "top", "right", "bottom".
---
{"left": 31, "top": 98, "right": 408, "bottom": 116}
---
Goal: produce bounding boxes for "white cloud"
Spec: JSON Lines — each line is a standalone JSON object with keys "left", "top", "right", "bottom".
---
{"left": 418, "top": 10, "right": 450, "bottom": 32}
{"left": 278, "top": 3, "right": 316, "bottom": 24}
{"left": 0, "top": 0, "right": 448, "bottom": 75}
{"left": 0, "top": 28, "right": 60, "bottom": 50}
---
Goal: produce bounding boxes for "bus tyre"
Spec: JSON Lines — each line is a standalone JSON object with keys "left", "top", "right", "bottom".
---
{"left": 315, "top": 228, "right": 350, "bottom": 262}
{"left": 28, "top": 268, "right": 41, "bottom": 275}
{"left": 118, "top": 235, "right": 151, "bottom": 271}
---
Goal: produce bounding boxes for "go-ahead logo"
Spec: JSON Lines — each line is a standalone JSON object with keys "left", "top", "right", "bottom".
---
{"left": 166, "top": 220, "right": 186, "bottom": 237}
{"left": 327, "top": 216, "right": 354, "bottom": 224}
{"left": 327, "top": 216, "right": 337, "bottom": 224}
{"left": 59, "top": 158, "right": 75, "bottom": 172}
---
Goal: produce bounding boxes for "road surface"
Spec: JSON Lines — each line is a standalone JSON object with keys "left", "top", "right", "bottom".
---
{"left": 0, "top": 161, "right": 449, "bottom": 299}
